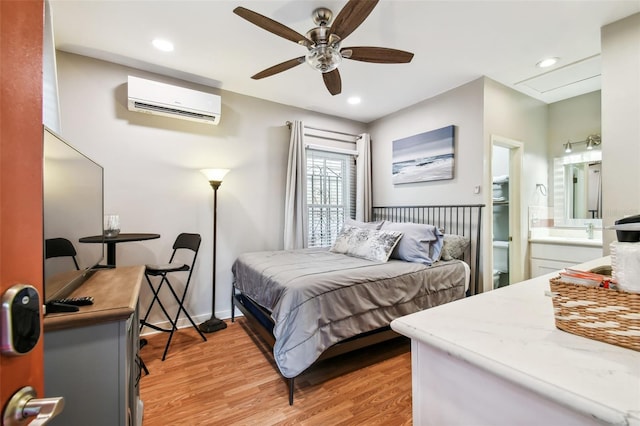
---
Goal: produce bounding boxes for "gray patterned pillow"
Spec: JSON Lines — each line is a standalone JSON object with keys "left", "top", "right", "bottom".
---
{"left": 440, "top": 234, "right": 470, "bottom": 260}
{"left": 330, "top": 226, "right": 403, "bottom": 262}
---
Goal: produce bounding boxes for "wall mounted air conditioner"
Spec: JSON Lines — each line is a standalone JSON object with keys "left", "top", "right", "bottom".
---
{"left": 127, "top": 76, "right": 221, "bottom": 125}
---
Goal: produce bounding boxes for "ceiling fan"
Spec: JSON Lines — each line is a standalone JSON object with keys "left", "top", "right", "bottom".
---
{"left": 233, "top": 0, "right": 414, "bottom": 96}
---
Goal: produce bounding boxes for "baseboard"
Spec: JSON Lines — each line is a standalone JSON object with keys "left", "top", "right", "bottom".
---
{"left": 139, "top": 309, "right": 244, "bottom": 337}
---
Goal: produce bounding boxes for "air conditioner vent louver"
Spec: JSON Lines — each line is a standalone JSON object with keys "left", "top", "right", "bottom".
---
{"left": 133, "top": 102, "right": 216, "bottom": 122}
{"left": 127, "top": 76, "right": 221, "bottom": 125}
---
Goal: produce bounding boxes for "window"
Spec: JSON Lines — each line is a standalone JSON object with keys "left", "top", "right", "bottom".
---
{"left": 306, "top": 149, "right": 356, "bottom": 247}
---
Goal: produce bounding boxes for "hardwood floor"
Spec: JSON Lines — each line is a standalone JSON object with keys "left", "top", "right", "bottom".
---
{"left": 139, "top": 318, "right": 412, "bottom": 425}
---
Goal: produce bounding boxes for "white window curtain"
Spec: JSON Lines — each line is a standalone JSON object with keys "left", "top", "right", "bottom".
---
{"left": 283, "top": 120, "right": 308, "bottom": 250}
{"left": 356, "top": 133, "right": 372, "bottom": 222}
{"left": 43, "top": 0, "right": 61, "bottom": 132}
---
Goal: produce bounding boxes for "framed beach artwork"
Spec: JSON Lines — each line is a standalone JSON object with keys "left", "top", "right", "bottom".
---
{"left": 392, "top": 125, "right": 455, "bottom": 184}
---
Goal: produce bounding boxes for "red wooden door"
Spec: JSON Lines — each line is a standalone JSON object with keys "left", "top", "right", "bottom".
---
{"left": 0, "top": 0, "right": 46, "bottom": 415}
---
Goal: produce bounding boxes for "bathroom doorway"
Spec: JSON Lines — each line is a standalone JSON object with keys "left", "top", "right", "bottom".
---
{"left": 492, "top": 145, "right": 510, "bottom": 288}
{"left": 491, "top": 135, "right": 524, "bottom": 287}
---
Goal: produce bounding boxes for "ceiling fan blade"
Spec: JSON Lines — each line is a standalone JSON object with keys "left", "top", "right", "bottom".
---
{"left": 342, "top": 47, "right": 414, "bottom": 64}
{"left": 234, "top": 7, "right": 311, "bottom": 45}
{"left": 251, "top": 57, "right": 305, "bottom": 80}
{"left": 322, "top": 69, "right": 342, "bottom": 96}
{"left": 330, "top": 0, "right": 379, "bottom": 41}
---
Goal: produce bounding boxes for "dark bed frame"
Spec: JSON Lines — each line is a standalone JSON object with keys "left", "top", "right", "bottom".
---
{"left": 231, "top": 204, "right": 484, "bottom": 405}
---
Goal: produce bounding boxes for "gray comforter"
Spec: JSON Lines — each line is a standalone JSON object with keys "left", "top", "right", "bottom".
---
{"left": 232, "top": 247, "right": 468, "bottom": 378}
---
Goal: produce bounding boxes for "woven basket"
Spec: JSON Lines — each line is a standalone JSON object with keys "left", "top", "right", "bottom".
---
{"left": 549, "top": 278, "right": 640, "bottom": 351}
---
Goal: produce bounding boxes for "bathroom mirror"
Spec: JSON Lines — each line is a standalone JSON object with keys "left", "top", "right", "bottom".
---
{"left": 553, "top": 150, "right": 602, "bottom": 227}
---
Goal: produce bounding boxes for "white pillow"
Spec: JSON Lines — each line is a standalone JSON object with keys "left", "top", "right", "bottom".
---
{"left": 330, "top": 226, "right": 403, "bottom": 262}
{"left": 380, "top": 221, "right": 443, "bottom": 265}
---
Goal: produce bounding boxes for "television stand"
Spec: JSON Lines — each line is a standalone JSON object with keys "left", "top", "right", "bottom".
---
{"left": 43, "top": 266, "right": 144, "bottom": 426}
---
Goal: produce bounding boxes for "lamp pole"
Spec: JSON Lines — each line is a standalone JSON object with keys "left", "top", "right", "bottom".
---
{"left": 199, "top": 169, "right": 229, "bottom": 333}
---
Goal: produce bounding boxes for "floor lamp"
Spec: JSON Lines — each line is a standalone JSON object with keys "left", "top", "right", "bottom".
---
{"left": 198, "top": 168, "right": 230, "bottom": 333}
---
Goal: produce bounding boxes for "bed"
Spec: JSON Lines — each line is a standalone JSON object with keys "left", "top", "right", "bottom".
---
{"left": 231, "top": 204, "right": 484, "bottom": 404}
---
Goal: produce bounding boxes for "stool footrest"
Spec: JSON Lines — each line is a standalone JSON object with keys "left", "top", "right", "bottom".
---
{"left": 140, "top": 321, "right": 172, "bottom": 334}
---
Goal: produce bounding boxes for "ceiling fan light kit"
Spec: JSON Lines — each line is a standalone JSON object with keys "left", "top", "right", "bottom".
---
{"left": 233, "top": 0, "right": 414, "bottom": 96}
{"left": 306, "top": 45, "right": 342, "bottom": 73}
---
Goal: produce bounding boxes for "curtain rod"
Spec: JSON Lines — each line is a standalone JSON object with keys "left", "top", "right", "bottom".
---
{"left": 303, "top": 133, "right": 358, "bottom": 143}
{"left": 286, "top": 121, "right": 361, "bottom": 139}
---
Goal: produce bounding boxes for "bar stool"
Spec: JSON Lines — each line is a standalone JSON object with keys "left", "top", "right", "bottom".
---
{"left": 45, "top": 237, "right": 80, "bottom": 270}
{"left": 139, "top": 233, "right": 207, "bottom": 360}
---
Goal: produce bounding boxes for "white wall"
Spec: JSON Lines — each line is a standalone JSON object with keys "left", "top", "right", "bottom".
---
{"left": 484, "top": 78, "right": 548, "bottom": 204}
{"left": 484, "top": 78, "right": 548, "bottom": 282}
{"left": 55, "top": 52, "right": 366, "bottom": 327}
{"left": 601, "top": 13, "right": 640, "bottom": 252}
{"left": 368, "top": 79, "right": 485, "bottom": 206}
{"left": 548, "top": 91, "right": 601, "bottom": 160}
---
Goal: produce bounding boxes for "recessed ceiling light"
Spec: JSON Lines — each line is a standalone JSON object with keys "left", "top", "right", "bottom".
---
{"left": 536, "top": 57, "right": 558, "bottom": 68}
{"left": 152, "top": 38, "right": 174, "bottom": 52}
{"left": 347, "top": 96, "right": 361, "bottom": 105}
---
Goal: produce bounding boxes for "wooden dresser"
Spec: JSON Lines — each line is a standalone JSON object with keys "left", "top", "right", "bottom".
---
{"left": 43, "top": 266, "right": 144, "bottom": 426}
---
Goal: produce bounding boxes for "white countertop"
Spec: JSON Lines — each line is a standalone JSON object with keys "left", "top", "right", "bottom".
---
{"left": 391, "top": 256, "right": 640, "bottom": 425}
{"left": 529, "top": 235, "right": 603, "bottom": 247}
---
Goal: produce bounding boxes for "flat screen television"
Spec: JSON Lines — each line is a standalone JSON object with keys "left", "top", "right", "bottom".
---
{"left": 43, "top": 126, "right": 104, "bottom": 306}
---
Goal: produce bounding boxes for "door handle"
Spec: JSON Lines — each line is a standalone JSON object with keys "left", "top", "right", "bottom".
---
{"left": 3, "top": 386, "right": 64, "bottom": 426}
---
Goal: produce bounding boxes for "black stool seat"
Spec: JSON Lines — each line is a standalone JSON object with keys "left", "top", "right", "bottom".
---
{"left": 146, "top": 263, "right": 190, "bottom": 274}
{"left": 139, "top": 233, "right": 207, "bottom": 361}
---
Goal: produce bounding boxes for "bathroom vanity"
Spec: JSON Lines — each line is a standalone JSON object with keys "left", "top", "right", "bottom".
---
{"left": 529, "top": 236, "right": 602, "bottom": 278}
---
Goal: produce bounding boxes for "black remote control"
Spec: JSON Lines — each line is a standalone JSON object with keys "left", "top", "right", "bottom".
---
{"left": 50, "top": 296, "right": 94, "bottom": 306}
{"left": 46, "top": 302, "right": 79, "bottom": 314}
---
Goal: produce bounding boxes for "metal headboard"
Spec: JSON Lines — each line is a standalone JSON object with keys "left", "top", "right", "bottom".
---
{"left": 372, "top": 204, "right": 484, "bottom": 295}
